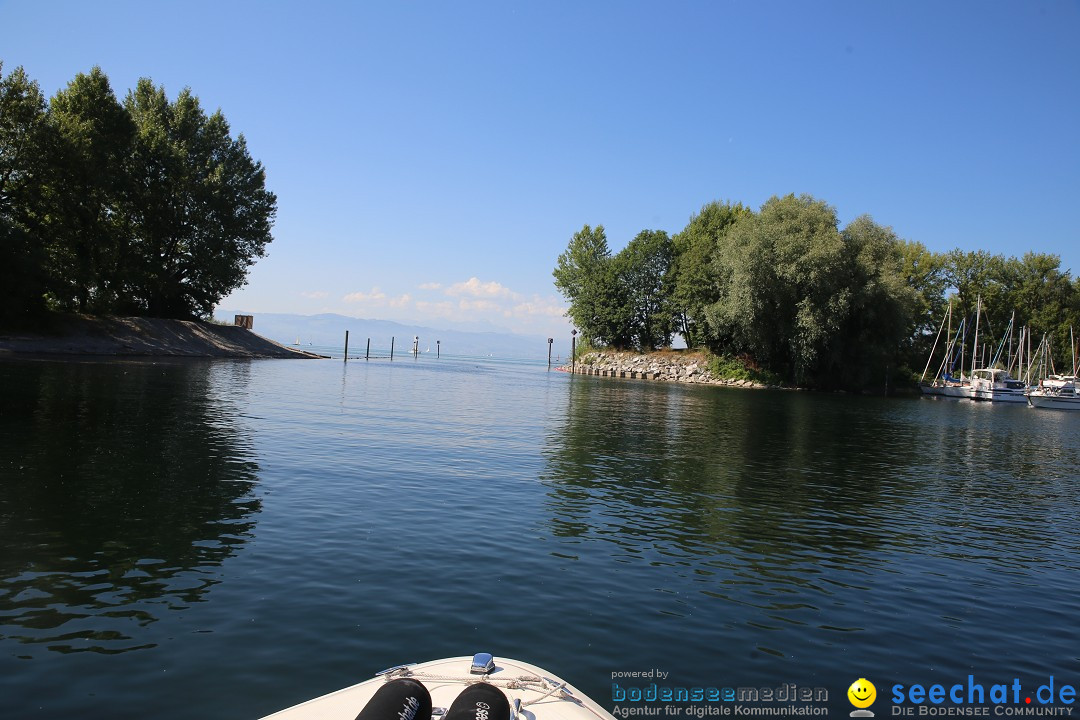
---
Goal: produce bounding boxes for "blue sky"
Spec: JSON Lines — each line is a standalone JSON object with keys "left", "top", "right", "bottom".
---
{"left": 2, "top": 0, "right": 1077, "bottom": 337}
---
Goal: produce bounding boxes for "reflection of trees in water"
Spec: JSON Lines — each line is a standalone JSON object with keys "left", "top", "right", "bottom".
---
{"left": 540, "top": 381, "right": 924, "bottom": 615}
{"left": 542, "top": 380, "right": 1080, "bottom": 630}
{"left": 0, "top": 360, "right": 260, "bottom": 655}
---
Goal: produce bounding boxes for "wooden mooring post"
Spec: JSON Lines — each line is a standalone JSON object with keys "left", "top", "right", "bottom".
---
{"left": 344, "top": 330, "right": 349, "bottom": 361}
{"left": 390, "top": 336, "right": 395, "bottom": 360}
{"left": 365, "top": 338, "right": 370, "bottom": 360}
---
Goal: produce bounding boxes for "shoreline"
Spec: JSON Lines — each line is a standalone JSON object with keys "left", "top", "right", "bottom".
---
{"left": 564, "top": 350, "right": 783, "bottom": 389}
{"left": 0, "top": 314, "right": 323, "bottom": 359}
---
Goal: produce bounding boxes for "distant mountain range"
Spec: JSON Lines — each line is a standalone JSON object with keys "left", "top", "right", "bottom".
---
{"left": 215, "top": 311, "right": 571, "bottom": 360}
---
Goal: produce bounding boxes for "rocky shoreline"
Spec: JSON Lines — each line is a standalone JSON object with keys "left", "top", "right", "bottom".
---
{"left": 566, "top": 350, "right": 781, "bottom": 389}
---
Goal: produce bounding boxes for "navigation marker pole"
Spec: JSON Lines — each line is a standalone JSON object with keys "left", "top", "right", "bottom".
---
{"left": 571, "top": 329, "right": 577, "bottom": 374}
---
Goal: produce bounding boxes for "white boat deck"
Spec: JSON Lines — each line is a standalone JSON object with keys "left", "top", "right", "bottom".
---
{"left": 261, "top": 656, "right": 615, "bottom": 720}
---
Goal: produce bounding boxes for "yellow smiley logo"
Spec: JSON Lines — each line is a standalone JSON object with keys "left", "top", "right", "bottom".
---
{"left": 848, "top": 678, "right": 876, "bottom": 709}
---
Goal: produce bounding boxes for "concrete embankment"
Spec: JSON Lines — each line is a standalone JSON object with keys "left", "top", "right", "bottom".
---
{"left": 0, "top": 314, "right": 322, "bottom": 359}
{"left": 566, "top": 350, "right": 779, "bottom": 389}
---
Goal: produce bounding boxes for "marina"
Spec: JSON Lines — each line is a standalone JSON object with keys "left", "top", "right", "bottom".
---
{"left": 920, "top": 299, "right": 1079, "bottom": 410}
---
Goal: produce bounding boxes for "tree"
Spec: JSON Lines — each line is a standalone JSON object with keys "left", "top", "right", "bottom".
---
{"left": 831, "top": 215, "right": 917, "bottom": 387}
{"left": 43, "top": 67, "right": 134, "bottom": 313}
{"left": 943, "top": 249, "right": 1007, "bottom": 332}
{"left": 5, "top": 65, "right": 275, "bottom": 323}
{"left": 997, "top": 253, "right": 1078, "bottom": 369}
{"left": 124, "top": 79, "right": 276, "bottom": 318}
{"left": 897, "top": 239, "right": 947, "bottom": 361}
{"left": 0, "top": 63, "right": 51, "bottom": 324}
{"left": 552, "top": 224, "right": 630, "bottom": 347}
{"left": 670, "top": 200, "right": 751, "bottom": 348}
{"left": 706, "top": 194, "right": 851, "bottom": 384}
{"left": 613, "top": 229, "right": 675, "bottom": 351}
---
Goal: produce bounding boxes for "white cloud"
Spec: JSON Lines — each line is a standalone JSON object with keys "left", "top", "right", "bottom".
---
{"left": 336, "top": 283, "right": 570, "bottom": 337}
{"left": 343, "top": 287, "right": 387, "bottom": 303}
{"left": 511, "top": 297, "right": 568, "bottom": 319}
{"left": 446, "top": 277, "right": 519, "bottom": 300}
{"left": 343, "top": 287, "right": 411, "bottom": 309}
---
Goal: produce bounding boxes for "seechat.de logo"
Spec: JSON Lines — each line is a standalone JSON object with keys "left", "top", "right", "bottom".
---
{"left": 848, "top": 678, "right": 877, "bottom": 718}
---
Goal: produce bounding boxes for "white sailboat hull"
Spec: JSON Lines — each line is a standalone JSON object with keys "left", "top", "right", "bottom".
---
{"left": 920, "top": 383, "right": 971, "bottom": 399}
{"left": 969, "top": 368, "right": 1028, "bottom": 403}
{"left": 941, "top": 384, "right": 973, "bottom": 399}
{"left": 1028, "top": 395, "right": 1080, "bottom": 410}
{"left": 1025, "top": 375, "right": 1080, "bottom": 410}
{"left": 970, "top": 387, "right": 1027, "bottom": 403}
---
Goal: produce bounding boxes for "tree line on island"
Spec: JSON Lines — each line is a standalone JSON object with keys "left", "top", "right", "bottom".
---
{"left": 0, "top": 62, "right": 276, "bottom": 325}
{"left": 554, "top": 195, "right": 1080, "bottom": 390}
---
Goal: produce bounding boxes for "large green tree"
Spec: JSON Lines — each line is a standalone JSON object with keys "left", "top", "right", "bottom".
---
{"left": 124, "top": 79, "right": 276, "bottom": 318}
{"left": 943, "top": 249, "right": 1007, "bottom": 335}
{"left": 670, "top": 200, "right": 751, "bottom": 348}
{"left": 2, "top": 64, "right": 276, "bottom": 323}
{"left": 552, "top": 224, "right": 630, "bottom": 347}
{"left": 613, "top": 229, "right": 675, "bottom": 351}
{"left": 705, "top": 194, "right": 852, "bottom": 383}
{"left": 44, "top": 67, "right": 134, "bottom": 313}
{"left": 0, "top": 63, "right": 50, "bottom": 323}
{"left": 830, "top": 215, "right": 917, "bottom": 387}
{"left": 898, "top": 239, "right": 948, "bottom": 361}
{"left": 997, "top": 253, "right": 1078, "bottom": 369}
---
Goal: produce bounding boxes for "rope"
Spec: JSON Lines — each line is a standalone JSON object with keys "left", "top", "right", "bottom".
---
{"left": 518, "top": 680, "right": 571, "bottom": 707}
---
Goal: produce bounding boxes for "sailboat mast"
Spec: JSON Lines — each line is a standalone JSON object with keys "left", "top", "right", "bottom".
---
{"left": 971, "top": 295, "right": 981, "bottom": 372}
{"left": 947, "top": 302, "right": 952, "bottom": 352}
{"left": 1017, "top": 326, "right": 1025, "bottom": 379}
{"left": 1072, "top": 326, "right": 1077, "bottom": 377}
{"left": 921, "top": 306, "right": 950, "bottom": 383}
{"left": 1008, "top": 311, "right": 1015, "bottom": 369}
{"left": 959, "top": 320, "right": 966, "bottom": 380}
{"left": 1027, "top": 327, "right": 1033, "bottom": 384}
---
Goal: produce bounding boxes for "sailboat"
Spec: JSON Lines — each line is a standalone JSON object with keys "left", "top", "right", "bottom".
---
{"left": 920, "top": 302, "right": 972, "bottom": 398}
{"left": 1028, "top": 375, "right": 1080, "bottom": 410}
{"left": 969, "top": 308, "right": 1027, "bottom": 403}
{"left": 970, "top": 367, "right": 1027, "bottom": 402}
{"left": 1027, "top": 327, "right": 1080, "bottom": 410}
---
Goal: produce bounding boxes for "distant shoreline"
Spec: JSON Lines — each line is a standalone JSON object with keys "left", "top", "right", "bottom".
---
{"left": 0, "top": 314, "right": 322, "bottom": 359}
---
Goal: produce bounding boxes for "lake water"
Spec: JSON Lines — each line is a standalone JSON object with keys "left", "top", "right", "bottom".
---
{"left": 2, "top": 356, "right": 1079, "bottom": 719}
